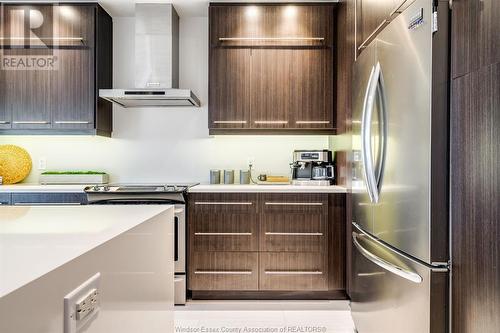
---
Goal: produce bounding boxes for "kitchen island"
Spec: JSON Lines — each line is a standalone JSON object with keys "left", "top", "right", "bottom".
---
{"left": 0, "top": 205, "right": 175, "bottom": 333}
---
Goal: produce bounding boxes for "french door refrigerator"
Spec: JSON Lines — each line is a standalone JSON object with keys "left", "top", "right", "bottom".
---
{"left": 351, "top": 0, "right": 450, "bottom": 332}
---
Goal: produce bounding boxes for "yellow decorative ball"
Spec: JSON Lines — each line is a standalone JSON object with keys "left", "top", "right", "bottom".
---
{"left": 0, "top": 145, "right": 32, "bottom": 184}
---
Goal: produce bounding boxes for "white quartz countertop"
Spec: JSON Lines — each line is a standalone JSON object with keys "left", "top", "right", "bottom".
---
{"left": 0, "top": 184, "right": 88, "bottom": 192}
{"left": 0, "top": 205, "right": 174, "bottom": 298}
{"left": 189, "top": 184, "right": 347, "bottom": 193}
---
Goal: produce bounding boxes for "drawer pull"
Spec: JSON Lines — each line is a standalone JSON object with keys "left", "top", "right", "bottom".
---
{"left": 0, "top": 121, "right": 10, "bottom": 124}
{"left": 195, "top": 202, "right": 253, "bottom": 205}
{"left": 254, "top": 121, "right": 288, "bottom": 124}
{"left": 14, "top": 202, "right": 81, "bottom": 206}
{"left": 13, "top": 121, "right": 50, "bottom": 124}
{"left": 264, "top": 202, "right": 323, "bottom": 206}
{"left": 194, "top": 270, "right": 252, "bottom": 275}
{"left": 265, "top": 232, "right": 323, "bottom": 236}
{"left": 265, "top": 271, "right": 323, "bottom": 275}
{"left": 195, "top": 232, "right": 253, "bottom": 236}
{"left": 295, "top": 121, "right": 330, "bottom": 124}
{"left": 213, "top": 120, "right": 247, "bottom": 124}
{"left": 54, "top": 121, "right": 91, "bottom": 124}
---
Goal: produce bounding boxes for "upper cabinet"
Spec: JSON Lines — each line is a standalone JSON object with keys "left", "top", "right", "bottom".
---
{"left": 355, "top": 0, "right": 406, "bottom": 53}
{"left": 208, "top": 4, "right": 336, "bottom": 135}
{"left": 0, "top": 4, "right": 113, "bottom": 136}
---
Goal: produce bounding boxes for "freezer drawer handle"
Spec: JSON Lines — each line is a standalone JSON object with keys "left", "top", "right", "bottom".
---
{"left": 352, "top": 232, "right": 423, "bottom": 283}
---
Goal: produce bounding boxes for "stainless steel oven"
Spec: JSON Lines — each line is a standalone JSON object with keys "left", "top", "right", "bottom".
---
{"left": 85, "top": 183, "right": 197, "bottom": 305}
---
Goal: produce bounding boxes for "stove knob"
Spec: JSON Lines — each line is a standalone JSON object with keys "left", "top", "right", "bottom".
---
{"left": 93, "top": 185, "right": 101, "bottom": 192}
{"left": 103, "top": 186, "right": 110, "bottom": 192}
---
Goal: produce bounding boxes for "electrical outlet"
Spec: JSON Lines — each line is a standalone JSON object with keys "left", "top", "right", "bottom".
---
{"left": 246, "top": 156, "right": 255, "bottom": 166}
{"left": 38, "top": 157, "right": 47, "bottom": 170}
{"left": 64, "top": 273, "right": 101, "bottom": 333}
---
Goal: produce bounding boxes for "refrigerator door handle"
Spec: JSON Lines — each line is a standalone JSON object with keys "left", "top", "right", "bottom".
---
{"left": 374, "top": 63, "right": 388, "bottom": 199}
{"left": 361, "top": 65, "right": 377, "bottom": 203}
{"left": 352, "top": 231, "right": 423, "bottom": 283}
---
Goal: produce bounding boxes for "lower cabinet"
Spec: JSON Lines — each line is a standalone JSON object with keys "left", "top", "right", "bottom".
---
{"left": 6, "top": 192, "right": 87, "bottom": 205}
{"left": 188, "top": 192, "right": 346, "bottom": 298}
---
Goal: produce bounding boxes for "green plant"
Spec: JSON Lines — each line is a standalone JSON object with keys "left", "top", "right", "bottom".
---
{"left": 41, "top": 171, "right": 106, "bottom": 175}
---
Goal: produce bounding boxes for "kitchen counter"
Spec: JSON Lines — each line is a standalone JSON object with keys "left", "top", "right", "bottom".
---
{"left": 0, "top": 205, "right": 174, "bottom": 298}
{"left": 0, "top": 184, "right": 88, "bottom": 192}
{"left": 189, "top": 184, "right": 347, "bottom": 193}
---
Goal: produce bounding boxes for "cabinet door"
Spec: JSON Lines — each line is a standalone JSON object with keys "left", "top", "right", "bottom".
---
{"left": 209, "top": 48, "right": 252, "bottom": 129}
{"left": 259, "top": 252, "right": 328, "bottom": 291}
{"left": 451, "top": 0, "right": 500, "bottom": 78}
{"left": 250, "top": 49, "right": 291, "bottom": 129}
{"left": 0, "top": 193, "right": 12, "bottom": 205}
{"left": 51, "top": 5, "right": 95, "bottom": 130}
{"left": 189, "top": 252, "right": 259, "bottom": 291}
{"left": 356, "top": 0, "right": 401, "bottom": 50}
{"left": 290, "top": 49, "right": 334, "bottom": 129}
{"left": 11, "top": 192, "right": 87, "bottom": 205}
{"left": 1, "top": 5, "right": 95, "bottom": 130}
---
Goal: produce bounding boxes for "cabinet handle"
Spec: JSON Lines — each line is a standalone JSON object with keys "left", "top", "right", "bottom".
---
{"left": 0, "top": 121, "right": 10, "bottom": 124}
{"left": 254, "top": 121, "right": 288, "bottom": 124}
{"left": 195, "top": 232, "right": 253, "bottom": 236}
{"left": 295, "top": 121, "right": 330, "bottom": 124}
{"left": 13, "top": 121, "right": 50, "bottom": 124}
{"left": 264, "top": 202, "right": 323, "bottom": 206}
{"left": 264, "top": 271, "right": 323, "bottom": 275}
{"left": 213, "top": 120, "right": 247, "bottom": 124}
{"left": 195, "top": 202, "right": 253, "bottom": 205}
{"left": 14, "top": 202, "right": 81, "bottom": 206}
{"left": 54, "top": 121, "right": 91, "bottom": 124}
{"left": 194, "top": 271, "right": 253, "bottom": 275}
{"left": 265, "top": 232, "right": 323, "bottom": 236}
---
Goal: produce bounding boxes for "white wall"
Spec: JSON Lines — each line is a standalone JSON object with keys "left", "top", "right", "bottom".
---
{"left": 1, "top": 17, "right": 329, "bottom": 184}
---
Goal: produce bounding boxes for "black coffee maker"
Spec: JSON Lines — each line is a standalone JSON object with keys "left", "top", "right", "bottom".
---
{"left": 291, "top": 150, "right": 335, "bottom": 185}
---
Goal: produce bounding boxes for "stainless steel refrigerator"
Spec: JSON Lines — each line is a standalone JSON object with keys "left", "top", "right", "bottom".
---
{"left": 351, "top": 0, "right": 450, "bottom": 332}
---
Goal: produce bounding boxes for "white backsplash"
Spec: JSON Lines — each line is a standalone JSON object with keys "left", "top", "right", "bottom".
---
{"left": 1, "top": 17, "right": 330, "bottom": 184}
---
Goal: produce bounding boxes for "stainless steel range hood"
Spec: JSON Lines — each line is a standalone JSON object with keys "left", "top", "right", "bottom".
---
{"left": 99, "top": 4, "right": 200, "bottom": 108}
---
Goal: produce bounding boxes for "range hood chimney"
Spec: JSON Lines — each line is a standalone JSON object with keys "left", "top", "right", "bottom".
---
{"left": 99, "top": 4, "right": 200, "bottom": 108}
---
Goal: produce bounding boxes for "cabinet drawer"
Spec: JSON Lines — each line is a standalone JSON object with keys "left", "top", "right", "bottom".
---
{"left": 11, "top": 193, "right": 87, "bottom": 205}
{"left": 261, "top": 193, "right": 328, "bottom": 214}
{"left": 190, "top": 193, "right": 258, "bottom": 213}
{"left": 260, "top": 213, "right": 327, "bottom": 252}
{"left": 259, "top": 252, "right": 328, "bottom": 291}
{"left": 0, "top": 193, "right": 12, "bottom": 205}
{"left": 189, "top": 252, "right": 258, "bottom": 290}
{"left": 191, "top": 213, "right": 258, "bottom": 251}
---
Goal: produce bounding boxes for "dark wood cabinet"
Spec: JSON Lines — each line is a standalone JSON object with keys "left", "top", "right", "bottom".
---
{"left": 451, "top": 55, "right": 500, "bottom": 333}
{"left": 0, "top": 4, "right": 112, "bottom": 136}
{"left": 355, "top": 0, "right": 407, "bottom": 53}
{"left": 208, "top": 4, "right": 336, "bottom": 134}
{"left": 188, "top": 192, "right": 346, "bottom": 299}
{"left": 451, "top": 0, "right": 500, "bottom": 79}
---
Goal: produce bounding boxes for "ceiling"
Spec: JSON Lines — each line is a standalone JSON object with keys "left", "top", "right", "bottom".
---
{"left": 43, "top": 0, "right": 338, "bottom": 18}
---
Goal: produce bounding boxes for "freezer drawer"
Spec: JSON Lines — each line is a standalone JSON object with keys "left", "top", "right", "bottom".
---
{"left": 351, "top": 224, "right": 448, "bottom": 333}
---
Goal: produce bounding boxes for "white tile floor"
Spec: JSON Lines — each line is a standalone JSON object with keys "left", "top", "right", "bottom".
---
{"left": 175, "top": 301, "right": 356, "bottom": 333}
